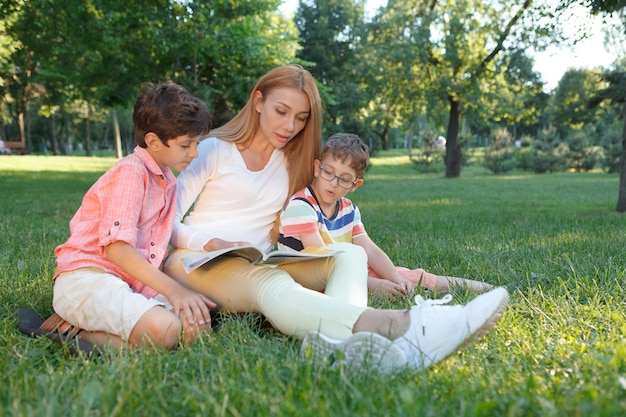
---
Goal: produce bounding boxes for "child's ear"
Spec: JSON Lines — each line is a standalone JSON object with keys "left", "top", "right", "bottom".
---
{"left": 145, "top": 132, "right": 163, "bottom": 151}
{"left": 350, "top": 178, "right": 364, "bottom": 192}
{"left": 313, "top": 159, "right": 321, "bottom": 176}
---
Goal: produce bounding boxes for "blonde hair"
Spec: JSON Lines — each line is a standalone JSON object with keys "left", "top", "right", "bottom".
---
{"left": 210, "top": 64, "right": 323, "bottom": 242}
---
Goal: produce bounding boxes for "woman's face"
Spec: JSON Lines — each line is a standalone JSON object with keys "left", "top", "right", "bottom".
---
{"left": 255, "top": 87, "right": 311, "bottom": 149}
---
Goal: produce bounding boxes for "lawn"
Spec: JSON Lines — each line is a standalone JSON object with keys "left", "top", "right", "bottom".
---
{"left": 1, "top": 152, "right": 625, "bottom": 416}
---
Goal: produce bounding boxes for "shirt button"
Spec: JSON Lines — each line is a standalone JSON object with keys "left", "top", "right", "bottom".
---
{"left": 150, "top": 242, "right": 155, "bottom": 246}
{"left": 114, "top": 221, "right": 120, "bottom": 226}
{"left": 150, "top": 254, "right": 155, "bottom": 259}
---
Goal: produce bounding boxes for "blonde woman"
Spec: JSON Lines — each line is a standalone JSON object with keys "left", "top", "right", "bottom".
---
{"left": 164, "top": 65, "right": 509, "bottom": 373}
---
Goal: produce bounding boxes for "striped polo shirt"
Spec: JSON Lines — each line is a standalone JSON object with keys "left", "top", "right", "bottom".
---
{"left": 279, "top": 185, "right": 366, "bottom": 251}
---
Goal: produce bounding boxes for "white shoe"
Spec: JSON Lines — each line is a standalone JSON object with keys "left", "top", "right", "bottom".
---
{"left": 394, "top": 287, "right": 509, "bottom": 369}
{"left": 301, "top": 331, "right": 408, "bottom": 375}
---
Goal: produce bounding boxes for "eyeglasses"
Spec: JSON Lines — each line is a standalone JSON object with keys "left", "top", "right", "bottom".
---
{"left": 318, "top": 165, "right": 358, "bottom": 189}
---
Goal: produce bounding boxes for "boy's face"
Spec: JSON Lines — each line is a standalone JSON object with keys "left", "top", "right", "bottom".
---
{"left": 146, "top": 133, "right": 199, "bottom": 172}
{"left": 311, "top": 155, "right": 363, "bottom": 206}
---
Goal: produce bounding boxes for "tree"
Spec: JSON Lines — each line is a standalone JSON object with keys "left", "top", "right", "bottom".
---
{"left": 589, "top": 69, "right": 626, "bottom": 209}
{"left": 567, "top": 0, "right": 626, "bottom": 210}
{"left": 0, "top": 0, "right": 300, "bottom": 154}
{"left": 365, "top": 0, "right": 561, "bottom": 176}
{"left": 295, "top": 0, "right": 369, "bottom": 140}
{"left": 0, "top": 1, "right": 39, "bottom": 147}
{"left": 550, "top": 68, "right": 605, "bottom": 136}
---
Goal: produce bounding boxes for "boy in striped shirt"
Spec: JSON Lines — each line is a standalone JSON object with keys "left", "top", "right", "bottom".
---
{"left": 279, "top": 133, "right": 491, "bottom": 297}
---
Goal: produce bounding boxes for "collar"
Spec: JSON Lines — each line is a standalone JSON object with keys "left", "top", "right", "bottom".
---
{"left": 133, "top": 146, "right": 175, "bottom": 183}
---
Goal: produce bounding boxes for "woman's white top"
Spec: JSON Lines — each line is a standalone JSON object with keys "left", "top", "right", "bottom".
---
{"left": 171, "top": 137, "right": 289, "bottom": 253}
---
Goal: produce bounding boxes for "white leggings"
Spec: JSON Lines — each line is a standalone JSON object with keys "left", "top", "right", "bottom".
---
{"left": 164, "top": 242, "right": 370, "bottom": 340}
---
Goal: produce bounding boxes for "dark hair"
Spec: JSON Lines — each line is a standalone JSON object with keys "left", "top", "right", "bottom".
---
{"left": 133, "top": 81, "right": 212, "bottom": 147}
{"left": 322, "top": 133, "right": 369, "bottom": 178}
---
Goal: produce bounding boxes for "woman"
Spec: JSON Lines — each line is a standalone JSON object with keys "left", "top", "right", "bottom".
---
{"left": 164, "top": 64, "right": 508, "bottom": 373}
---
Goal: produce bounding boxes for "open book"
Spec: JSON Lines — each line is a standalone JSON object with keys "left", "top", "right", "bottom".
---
{"left": 181, "top": 245, "right": 339, "bottom": 273}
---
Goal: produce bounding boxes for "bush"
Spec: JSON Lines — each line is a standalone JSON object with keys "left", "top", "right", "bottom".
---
{"left": 409, "top": 128, "right": 446, "bottom": 173}
{"left": 515, "top": 135, "right": 534, "bottom": 171}
{"left": 565, "top": 129, "right": 598, "bottom": 172}
{"left": 531, "top": 126, "right": 568, "bottom": 173}
{"left": 600, "top": 126, "right": 622, "bottom": 173}
{"left": 483, "top": 127, "right": 517, "bottom": 174}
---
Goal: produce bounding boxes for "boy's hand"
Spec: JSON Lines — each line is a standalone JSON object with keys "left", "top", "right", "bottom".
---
{"left": 399, "top": 279, "right": 415, "bottom": 295}
{"left": 203, "top": 238, "right": 251, "bottom": 252}
{"left": 371, "top": 280, "right": 414, "bottom": 298}
{"left": 170, "top": 285, "right": 216, "bottom": 328}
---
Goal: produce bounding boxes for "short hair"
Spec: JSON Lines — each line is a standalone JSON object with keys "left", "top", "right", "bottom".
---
{"left": 321, "top": 133, "right": 369, "bottom": 178}
{"left": 133, "top": 81, "right": 212, "bottom": 147}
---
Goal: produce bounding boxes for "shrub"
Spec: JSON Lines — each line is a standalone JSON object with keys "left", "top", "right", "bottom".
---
{"left": 531, "top": 126, "right": 568, "bottom": 173}
{"left": 515, "top": 135, "right": 535, "bottom": 171}
{"left": 409, "top": 129, "right": 445, "bottom": 173}
{"left": 483, "top": 127, "right": 517, "bottom": 174}
{"left": 600, "top": 125, "right": 622, "bottom": 173}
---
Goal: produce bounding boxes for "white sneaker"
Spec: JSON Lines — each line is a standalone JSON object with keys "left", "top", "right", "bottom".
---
{"left": 393, "top": 287, "right": 509, "bottom": 369}
{"left": 301, "top": 331, "right": 408, "bottom": 375}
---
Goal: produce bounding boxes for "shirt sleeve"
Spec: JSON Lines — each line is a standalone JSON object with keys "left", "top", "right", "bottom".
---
{"left": 93, "top": 163, "right": 146, "bottom": 249}
{"left": 170, "top": 138, "right": 219, "bottom": 250}
{"left": 281, "top": 198, "right": 320, "bottom": 237}
{"left": 351, "top": 205, "right": 367, "bottom": 238}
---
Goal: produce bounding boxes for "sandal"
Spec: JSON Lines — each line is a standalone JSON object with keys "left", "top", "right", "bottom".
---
{"left": 16, "top": 308, "right": 101, "bottom": 356}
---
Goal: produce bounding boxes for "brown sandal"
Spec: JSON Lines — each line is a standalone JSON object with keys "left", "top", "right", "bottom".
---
{"left": 16, "top": 309, "right": 101, "bottom": 356}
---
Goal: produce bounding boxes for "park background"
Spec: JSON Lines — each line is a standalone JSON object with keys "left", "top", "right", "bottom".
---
{"left": 1, "top": 1, "right": 626, "bottom": 416}
{"left": 0, "top": 0, "right": 625, "bottom": 179}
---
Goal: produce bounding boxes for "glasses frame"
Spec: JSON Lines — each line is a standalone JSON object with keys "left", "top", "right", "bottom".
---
{"left": 318, "top": 165, "right": 358, "bottom": 189}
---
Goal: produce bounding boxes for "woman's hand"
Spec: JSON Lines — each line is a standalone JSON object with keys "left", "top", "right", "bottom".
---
{"left": 203, "top": 238, "right": 251, "bottom": 252}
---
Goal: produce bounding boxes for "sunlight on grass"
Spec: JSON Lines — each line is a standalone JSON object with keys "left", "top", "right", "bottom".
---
{"left": 369, "top": 153, "right": 411, "bottom": 167}
{"left": 0, "top": 155, "right": 116, "bottom": 173}
{"left": 365, "top": 197, "right": 460, "bottom": 209}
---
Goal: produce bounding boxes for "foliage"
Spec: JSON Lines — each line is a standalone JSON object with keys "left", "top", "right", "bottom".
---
{"left": 515, "top": 135, "right": 536, "bottom": 171}
{"left": 295, "top": 0, "right": 369, "bottom": 141}
{"left": 483, "top": 127, "right": 517, "bottom": 174}
{"left": 599, "top": 121, "right": 623, "bottom": 173}
{"left": 529, "top": 125, "right": 569, "bottom": 173}
{"left": 367, "top": 0, "right": 557, "bottom": 177}
{"left": 408, "top": 128, "right": 446, "bottom": 173}
{"left": 550, "top": 68, "right": 607, "bottom": 136}
{"left": 563, "top": 128, "right": 598, "bottom": 171}
{"left": 0, "top": 0, "right": 623, "bottom": 163}
{"left": 0, "top": 0, "right": 299, "bottom": 149}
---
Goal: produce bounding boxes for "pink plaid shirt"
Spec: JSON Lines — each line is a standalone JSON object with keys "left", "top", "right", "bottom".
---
{"left": 54, "top": 146, "right": 176, "bottom": 298}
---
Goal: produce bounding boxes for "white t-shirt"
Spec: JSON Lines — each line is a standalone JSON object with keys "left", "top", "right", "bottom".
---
{"left": 171, "top": 137, "right": 289, "bottom": 253}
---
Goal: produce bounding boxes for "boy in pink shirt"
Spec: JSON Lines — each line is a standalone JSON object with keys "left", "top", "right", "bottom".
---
{"left": 18, "top": 81, "right": 215, "bottom": 353}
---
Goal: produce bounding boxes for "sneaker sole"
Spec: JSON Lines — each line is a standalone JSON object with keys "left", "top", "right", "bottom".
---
{"left": 459, "top": 287, "right": 509, "bottom": 350}
{"left": 301, "top": 331, "right": 408, "bottom": 375}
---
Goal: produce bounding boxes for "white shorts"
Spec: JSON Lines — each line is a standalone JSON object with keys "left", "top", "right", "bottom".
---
{"left": 53, "top": 268, "right": 171, "bottom": 341}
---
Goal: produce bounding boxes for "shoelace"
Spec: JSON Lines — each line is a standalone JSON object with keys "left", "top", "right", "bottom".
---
{"left": 413, "top": 293, "right": 453, "bottom": 307}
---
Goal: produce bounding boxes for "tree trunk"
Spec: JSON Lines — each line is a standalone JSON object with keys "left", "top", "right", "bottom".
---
{"left": 112, "top": 109, "right": 123, "bottom": 159}
{"left": 380, "top": 125, "right": 389, "bottom": 150}
{"left": 17, "top": 111, "right": 25, "bottom": 147}
{"left": 445, "top": 95, "right": 463, "bottom": 178}
{"left": 84, "top": 103, "right": 92, "bottom": 156}
{"left": 616, "top": 96, "right": 626, "bottom": 212}
{"left": 49, "top": 113, "right": 59, "bottom": 155}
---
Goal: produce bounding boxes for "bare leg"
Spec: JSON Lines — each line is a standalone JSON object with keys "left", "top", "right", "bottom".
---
{"left": 369, "top": 266, "right": 493, "bottom": 293}
{"left": 352, "top": 309, "right": 409, "bottom": 340}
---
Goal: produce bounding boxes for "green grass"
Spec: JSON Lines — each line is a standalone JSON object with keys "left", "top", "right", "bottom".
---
{"left": 1, "top": 152, "right": 625, "bottom": 416}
